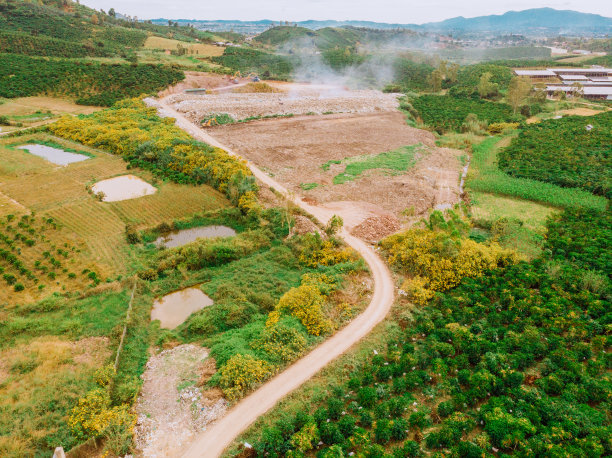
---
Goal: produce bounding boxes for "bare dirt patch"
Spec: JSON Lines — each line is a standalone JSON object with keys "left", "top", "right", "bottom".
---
{"left": 166, "top": 83, "right": 400, "bottom": 122}
{"left": 158, "top": 72, "right": 253, "bottom": 97}
{"left": 207, "top": 112, "right": 461, "bottom": 230}
{"left": 134, "top": 344, "right": 227, "bottom": 457}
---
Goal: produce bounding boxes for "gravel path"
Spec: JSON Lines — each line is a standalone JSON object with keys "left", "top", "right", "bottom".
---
{"left": 146, "top": 98, "right": 396, "bottom": 458}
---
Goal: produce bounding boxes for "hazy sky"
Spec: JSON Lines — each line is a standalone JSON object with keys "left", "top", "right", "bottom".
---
{"left": 81, "top": 0, "right": 611, "bottom": 23}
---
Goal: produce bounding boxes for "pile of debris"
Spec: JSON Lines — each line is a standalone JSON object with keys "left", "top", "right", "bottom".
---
{"left": 351, "top": 215, "right": 401, "bottom": 242}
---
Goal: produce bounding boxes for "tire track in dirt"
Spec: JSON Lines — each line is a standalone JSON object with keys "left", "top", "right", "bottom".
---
{"left": 145, "top": 98, "right": 396, "bottom": 458}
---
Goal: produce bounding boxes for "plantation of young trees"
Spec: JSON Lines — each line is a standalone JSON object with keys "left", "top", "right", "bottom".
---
{"left": 410, "top": 95, "right": 520, "bottom": 133}
{"left": 0, "top": 55, "right": 184, "bottom": 106}
{"left": 498, "top": 112, "right": 612, "bottom": 198}
{"left": 212, "top": 47, "right": 294, "bottom": 80}
{"left": 244, "top": 209, "right": 611, "bottom": 457}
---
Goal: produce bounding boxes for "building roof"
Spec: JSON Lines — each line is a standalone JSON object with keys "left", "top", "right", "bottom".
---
{"left": 546, "top": 85, "right": 612, "bottom": 96}
{"left": 515, "top": 69, "right": 556, "bottom": 77}
{"left": 583, "top": 86, "right": 612, "bottom": 96}
{"left": 560, "top": 75, "right": 588, "bottom": 80}
{"left": 549, "top": 68, "right": 612, "bottom": 74}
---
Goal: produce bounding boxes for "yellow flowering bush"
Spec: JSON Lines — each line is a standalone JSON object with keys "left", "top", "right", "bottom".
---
{"left": 217, "top": 354, "right": 273, "bottom": 401}
{"left": 251, "top": 321, "right": 308, "bottom": 363}
{"left": 68, "top": 388, "right": 135, "bottom": 440}
{"left": 300, "top": 241, "right": 354, "bottom": 268}
{"left": 48, "top": 98, "right": 258, "bottom": 210}
{"left": 290, "top": 422, "right": 320, "bottom": 452}
{"left": 93, "top": 364, "right": 115, "bottom": 387}
{"left": 267, "top": 285, "right": 331, "bottom": 336}
{"left": 382, "top": 227, "right": 517, "bottom": 292}
{"left": 400, "top": 276, "right": 435, "bottom": 306}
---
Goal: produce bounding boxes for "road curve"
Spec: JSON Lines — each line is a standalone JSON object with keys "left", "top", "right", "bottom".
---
{"left": 145, "top": 99, "right": 395, "bottom": 458}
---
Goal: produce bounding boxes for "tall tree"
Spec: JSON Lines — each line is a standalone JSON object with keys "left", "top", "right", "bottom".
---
{"left": 507, "top": 76, "right": 532, "bottom": 113}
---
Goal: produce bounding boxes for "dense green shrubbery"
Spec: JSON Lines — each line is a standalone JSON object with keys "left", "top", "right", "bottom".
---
{"left": 393, "top": 59, "right": 434, "bottom": 92}
{"left": 0, "top": 54, "right": 184, "bottom": 106}
{"left": 322, "top": 48, "right": 366, "bottom": 70}
{"left": 467, "top": 137, "right": 608, "bottom": 211}
{"left": 411, "top": 95, "right": 519, "bottom": 133}
{"left": 447, "top": 63, "right": 515, "bottom": 99}
{"left": 212, "top": 47, "right": 294, "bottom": 80}
{"left": 545, "top": 208, "right": 611, "bottom": 275}
{"left": 498, "top": 112, "right": 612, "bottom": 198}
{"left": 0, "top": 1, "right": 147, "bottom": 56}
{"left": 0, "top": 31, "right": 112, "bottom": 58}
{"left": 244, "top": 209, "right": 611, "bottom": 457}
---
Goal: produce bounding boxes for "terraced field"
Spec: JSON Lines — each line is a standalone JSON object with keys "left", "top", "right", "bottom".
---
{"left": 0, "top": 133, "right": 229, "bottom": 280}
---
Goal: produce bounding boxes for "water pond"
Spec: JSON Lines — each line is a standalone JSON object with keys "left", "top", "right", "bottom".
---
{"left": 151, "top": 286, "right": 214, "bottom": 329}
{"left": 91, "top": 175, "right": 157, "bottom": 202}
{"left": 18, "top": 144, "right": 90, "bottom": 166}
{"left": 155, "top": 225, "right": 236, "bottom": 248}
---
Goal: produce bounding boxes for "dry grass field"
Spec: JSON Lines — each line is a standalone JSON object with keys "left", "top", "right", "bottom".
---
{"left": 0, "top": 133, "right": 229, "bottom": 287}
{"left": 0, "top": 96, "right": 101, "bottom": 117}
{"left": 144, "top": 36, "right": 225, "bottom": 57}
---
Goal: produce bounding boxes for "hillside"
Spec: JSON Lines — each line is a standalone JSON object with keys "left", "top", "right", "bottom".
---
{"left": 420, "top": 8, "right": 612, "bottom": 34}
{"left": 153, "top": 9, "right": 612, "bottom": 36}
{"left": 254, "top": 26, "right": 316, "bottom": 46}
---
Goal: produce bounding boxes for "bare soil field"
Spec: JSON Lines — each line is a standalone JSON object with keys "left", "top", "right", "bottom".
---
{"left": 207, "top": 111, "right": 461, "bottom": 236}
{"left": 166, "top": 82, "right": 401, "bottom": 122}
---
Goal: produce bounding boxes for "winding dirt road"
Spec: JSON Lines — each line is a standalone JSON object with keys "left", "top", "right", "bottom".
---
{"left": 145, "top": 98, "right": 395, "bottom": 458}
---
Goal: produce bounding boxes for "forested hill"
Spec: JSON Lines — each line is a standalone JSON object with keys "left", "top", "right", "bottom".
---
{"left": 0, "top": 0, "right": 214, "bottom": 58}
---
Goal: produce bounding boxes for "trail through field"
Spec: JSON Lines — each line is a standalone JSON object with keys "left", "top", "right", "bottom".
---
{"left": 146, "top": 98, "right": 396, "bottom": 458}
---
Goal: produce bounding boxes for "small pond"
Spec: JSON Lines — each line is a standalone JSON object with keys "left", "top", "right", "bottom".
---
{"left": 17, "top": 144, "right": 90, "bottom": 166}
{"left": 155, "top": 225, "right": 237, "bottom": 248}
{"left": 151, "top": 286, "right": 214, "bottom": 329}
{"left": 91, "top": 175, "right": 157, "bottom": 202}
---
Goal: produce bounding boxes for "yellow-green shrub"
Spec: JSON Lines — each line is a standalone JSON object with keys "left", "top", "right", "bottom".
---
{"left": 290, "top": 422, "right": 320, "bottom": 452}
{"left": 251, "top": 321, "right": 308, "bottom": 364}
{"left": 68, "top": 388, "right": 135, "bottom": 440}
{"left": 487, "top": 122, "right": 519, "bottom": 135}
{"left": 382, "top": 225, "right": 517, "bottom": 292}
{"left": 300, "top": 241, "right": 354, "bottom": 268}
{"left": 217, "top": 354, "right": 273, "bottom": 401}
{"left": 267, "top": 285, "right": 331, "bottom": 336}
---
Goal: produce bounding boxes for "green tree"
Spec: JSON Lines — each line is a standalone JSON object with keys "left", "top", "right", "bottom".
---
{"left": 506, "top": 76, "right": 532, "bottom": 113}
{"left": 477, "top": 72, "right": 499, "bottom": 99}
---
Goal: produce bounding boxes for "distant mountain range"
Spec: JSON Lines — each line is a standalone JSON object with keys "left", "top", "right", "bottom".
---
{"left": 151, "top": 8, "right": 612, "bottom": 36}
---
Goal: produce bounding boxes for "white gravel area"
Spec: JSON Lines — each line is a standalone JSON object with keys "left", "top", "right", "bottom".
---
{"left": 165, "top": 86, "right": 401, "bottom": 123}
{"left": 134, "top": 345, "right": 227, "bottom": 457}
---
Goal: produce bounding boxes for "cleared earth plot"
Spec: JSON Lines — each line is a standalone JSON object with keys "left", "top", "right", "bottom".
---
{"left": 206, "top": 111, "right": 461, "bottom": 226}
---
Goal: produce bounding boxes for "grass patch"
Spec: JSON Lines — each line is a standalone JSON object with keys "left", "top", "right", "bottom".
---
{"left": 466, "top": 136, "right": 608, "bottom": 211}
{"left": 299, "top": 182, "right": 319, "bottom": 191}
{"left": 470, "top": 191, "right": 557, "bottom": 233}
{"left": 201, "top": 113, "right": 236, "bottom": 126}
{"left": 323, "top": 144, "right": 428, "bottom": 185}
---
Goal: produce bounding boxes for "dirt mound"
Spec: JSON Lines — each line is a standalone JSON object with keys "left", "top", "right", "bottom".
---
{"left": 351, "top": 215, "right": 401, "bottom": 242}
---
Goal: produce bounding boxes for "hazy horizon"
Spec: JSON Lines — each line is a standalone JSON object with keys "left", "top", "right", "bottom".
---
{"left": 80, "top": 1, "right": 612, "bottom": 24}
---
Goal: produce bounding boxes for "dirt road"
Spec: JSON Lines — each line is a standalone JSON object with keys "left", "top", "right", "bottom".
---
{"left": 146, "top": 98, "right": 395, "bottom": 458}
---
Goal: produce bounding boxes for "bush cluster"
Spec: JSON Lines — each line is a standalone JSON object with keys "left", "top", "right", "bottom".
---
{"left": 498, "top": 112, "right": 612, "bottom": 198}
{"left": 246, "top": 209, "right": 611, "bottom": 457}
{"left": 0, "top": 54, "right": 184, "bottom": 106}
{"left": 411, "top": 95, "right": 520, "bottom": 133}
